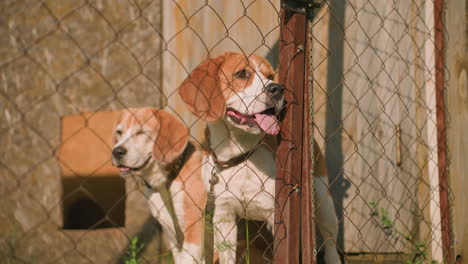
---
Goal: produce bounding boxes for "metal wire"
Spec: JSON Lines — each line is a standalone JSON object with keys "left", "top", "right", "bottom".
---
{"left": 0, "top": 0, "right": 451, "bottom": 263}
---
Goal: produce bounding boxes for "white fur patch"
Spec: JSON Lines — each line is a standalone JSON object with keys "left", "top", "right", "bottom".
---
{"left": 226, "top": 74, "right": 273, "bottom": 115}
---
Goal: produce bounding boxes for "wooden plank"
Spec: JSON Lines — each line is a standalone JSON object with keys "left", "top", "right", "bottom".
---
{"left": 410, "top": 0, "right": 435, "bottom": 259}
{"left": 423, "top": 0, "right": 443, "bottom": 260}
{"left": 345, "top": 253, "right": 410, "bottom": 264}
{"left": 433, "top": 0, "right": 454, "bottom": 262}
{"left": 274, "top": 9, "right": 306, "bottom": 264}
{"left": 445, "top": 0, "right": 468, "bottom": 262}
{"left": 310, "top": 0, "right": 431, "bottom": 254}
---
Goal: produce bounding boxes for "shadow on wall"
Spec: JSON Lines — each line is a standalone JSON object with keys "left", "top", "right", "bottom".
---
{"left": 62, "top": 176, "right": 126, "bottom": 229}
{"left": 265, "top": 40, "right": 280, "bottom": 70}
{"left": 324, "top": 0, "right": 350, "bottom": 261}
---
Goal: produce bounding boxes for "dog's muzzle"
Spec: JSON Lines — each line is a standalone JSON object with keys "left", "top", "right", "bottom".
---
{"left": 112, "top": 146, "right": 127, "bottom": 160}
{"left": 264, "top": 83, "right": 285, "bottom": 101}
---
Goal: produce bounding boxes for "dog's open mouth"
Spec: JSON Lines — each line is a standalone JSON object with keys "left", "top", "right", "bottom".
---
{"left": 117, "top": 156, "right": 151, "bottom": 174}
{"left": 226, "top": 107, "right": 280, "bottom": 135}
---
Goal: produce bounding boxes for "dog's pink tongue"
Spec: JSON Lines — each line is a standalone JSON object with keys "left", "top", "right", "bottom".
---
{"left": 119, "top": 167, "right": 130, "bottom": 172}
{"left": 254, "top": 114, "right": 280, "bottom": 135}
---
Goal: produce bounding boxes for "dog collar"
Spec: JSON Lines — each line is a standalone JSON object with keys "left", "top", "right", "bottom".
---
{"left": 142, "top": 141, "right": 195, "bottom": 190}
{"left": 204, "top": 126, "right": 260, "bottom": 171}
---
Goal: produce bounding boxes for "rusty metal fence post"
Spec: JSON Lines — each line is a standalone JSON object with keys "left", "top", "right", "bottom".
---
{"left": 274, "top": 1, "right": 318, "bottom": 263}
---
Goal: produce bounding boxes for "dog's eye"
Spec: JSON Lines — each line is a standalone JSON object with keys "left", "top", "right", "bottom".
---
{"left": 233, "top": 69, "right": 250, "bottom": 79}
{"left": 267, "top": 74, "right": 275, "bottom": 80}
{"left": 136, "top": 130, "right": 145, "bottom": 136}
{"left": 115, "top": 130, "right": 122, "bottom": 136}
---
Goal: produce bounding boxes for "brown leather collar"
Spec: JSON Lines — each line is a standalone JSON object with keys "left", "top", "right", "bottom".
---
{"left": 164, "top": 141, "right": 196, "bottom": 187}
{"left": 143, "top": 141, "right": 195, "bottom": 190}
{"left": 204, "top": 126, "right": 259, "bottom": 171}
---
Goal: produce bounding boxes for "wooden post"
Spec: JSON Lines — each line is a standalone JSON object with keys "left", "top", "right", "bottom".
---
{"left": 425, "top": 0, "right": 453, "bottom": 262}
{"left": 445, "top": 0, "right": 467, "bottom": 261}
{"left": 424, "top": 0, "right": 443, "bottom": 259}
{"left": 274, "top": 7, "right": 310, "bottom": 264}
{"left": 433, "top": 0, "right": 453, "bottom": 262}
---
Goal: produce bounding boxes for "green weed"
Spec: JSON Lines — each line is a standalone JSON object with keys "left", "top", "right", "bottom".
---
{"left": 123, "top": 237, "right": 144, "bottom": 264}
{"left": 369, "top": 201, "right": 438, "bottom": 264}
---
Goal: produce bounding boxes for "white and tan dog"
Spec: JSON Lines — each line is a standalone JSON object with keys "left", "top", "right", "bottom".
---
{"left": 111, "top": 108, "right": 209, "bottom": 263}
{"left": 179, "top": 52, "right": 341, "bottom": 263}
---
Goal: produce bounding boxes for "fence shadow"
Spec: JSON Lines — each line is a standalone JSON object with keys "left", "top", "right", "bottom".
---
{"left": 323, "top": 0, "right": 350, "bottom": 262}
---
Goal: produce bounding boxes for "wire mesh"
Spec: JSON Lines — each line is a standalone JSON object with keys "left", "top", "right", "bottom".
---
{"left": 0, "top": 0, "right": 452, "bottom": 264}
{"left": 310, "top": 0, "right": 452, "bottom": 263}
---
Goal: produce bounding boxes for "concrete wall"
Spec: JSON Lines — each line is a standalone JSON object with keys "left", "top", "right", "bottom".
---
{"left": 0, "top": 1, "right": 167, "bottom": 263}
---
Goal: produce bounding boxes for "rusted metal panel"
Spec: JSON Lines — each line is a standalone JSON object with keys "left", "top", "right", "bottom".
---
{"left": 274, "top": 9, "right": 306, "bottom": 264}
{"left": 301, "top": 18, "right": 316, "bottom": 264}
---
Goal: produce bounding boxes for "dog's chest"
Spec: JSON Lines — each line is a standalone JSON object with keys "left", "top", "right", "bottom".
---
{"left": 146, "top": 182, "right": 185, "bottom": 242}
{"left": 203, "top": 147, "right": 276, "bottom": 218}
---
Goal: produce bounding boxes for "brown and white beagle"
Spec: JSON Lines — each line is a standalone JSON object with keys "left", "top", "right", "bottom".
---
{"left": 111, "top": 108, "right": 209, "bottom": 263}
{"left": 179, "top": 52, "right": 341, "bottom": 263}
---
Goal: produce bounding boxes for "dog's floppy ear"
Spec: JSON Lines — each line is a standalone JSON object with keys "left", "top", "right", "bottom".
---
{"left": 178, "top": 55, "right": 227, "bottom": 122}
{"left": 152, "top": 110, "right": 189, "bottom": 164}
{"left": 112, "top": 111, "right": 123, "bottom": 146}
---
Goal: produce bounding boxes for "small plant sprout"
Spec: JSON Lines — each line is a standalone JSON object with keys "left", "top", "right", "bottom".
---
{"left": 124, "top": 237, "right": 144, "bottom": 264}
{"left": 369, "top": 201, "right": 437, "bottom": 264}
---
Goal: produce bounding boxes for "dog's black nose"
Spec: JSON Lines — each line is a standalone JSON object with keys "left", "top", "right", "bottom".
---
{"left": 112, "top": 146, "right": 127, "bottom": 159}
{"left": 265, "top": 83, "right": 285, "bottom": 100}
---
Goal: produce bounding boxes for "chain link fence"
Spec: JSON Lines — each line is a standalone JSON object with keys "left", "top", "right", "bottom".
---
{"left": 310, "top": 0, "right": 452, "bottom": 263}
{"left": 0, "top": 0, "right": 452, "bottom": 264}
